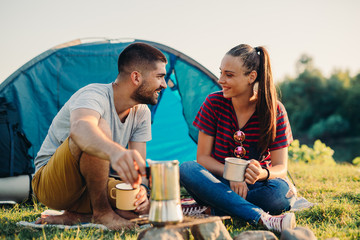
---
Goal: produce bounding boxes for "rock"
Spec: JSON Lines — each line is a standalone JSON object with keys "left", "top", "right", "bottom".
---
{"left": 190, "top": 219, "right": 232, "bottom": 240}
{"left": 280, "top": 227, "right": 316, "bottom": 240}
{"left": 138, "top": 227, "right": 189, "bottom": 240}
{"left": 233, "top": 230, "right": 278, "bottom": 240}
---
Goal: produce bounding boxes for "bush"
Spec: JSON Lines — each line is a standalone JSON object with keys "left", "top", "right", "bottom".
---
{"left": 308, "top": 114, "right": 350, "bottom": 139}
{"left": 289, "top": 139, "right": 336, "bottom": 165}
{"left": 352, "top": 157, "right": 360, "bottom": 166}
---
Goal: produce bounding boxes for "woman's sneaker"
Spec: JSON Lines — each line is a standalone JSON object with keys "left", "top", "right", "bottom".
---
{"left": 260, "top": 212, "right": 296, "bottom": 232}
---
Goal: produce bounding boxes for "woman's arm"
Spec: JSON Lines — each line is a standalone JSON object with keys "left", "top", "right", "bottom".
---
{"left": 266, "top": 147, "right": 288, "bottom": 179}
{"left": 197, "top": 131, "right": 225, "bottom": 177}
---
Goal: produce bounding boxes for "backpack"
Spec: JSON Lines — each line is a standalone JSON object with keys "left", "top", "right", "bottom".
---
{"left": 0, "top": 98, "right": 34, "bottom": 177}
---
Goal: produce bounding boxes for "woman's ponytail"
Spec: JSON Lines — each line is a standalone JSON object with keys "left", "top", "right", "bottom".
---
{"left": 255, "top": 46, "right": 277, "bottom": 156}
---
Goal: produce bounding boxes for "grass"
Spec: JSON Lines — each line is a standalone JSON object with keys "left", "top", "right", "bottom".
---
{"left": 286, "top": 161, "right": 360, "bottom": 239}
{"left": 1, "top": 161, "right": 359, "bottom": 239}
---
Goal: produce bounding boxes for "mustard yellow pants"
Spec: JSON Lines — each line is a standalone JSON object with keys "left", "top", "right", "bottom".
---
{"left": 32, "top": 138, "right": 120, "bottom": 213}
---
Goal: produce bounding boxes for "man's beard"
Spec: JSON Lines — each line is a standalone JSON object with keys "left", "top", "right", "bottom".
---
{"left": 131, "top": 81, "right": 161, "bottom": 105}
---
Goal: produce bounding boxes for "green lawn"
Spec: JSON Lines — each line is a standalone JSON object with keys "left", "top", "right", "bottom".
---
{"left": 286, "top": 162, "right": 360, "bottom": 239}
{"left": 1, "top": 162, "right": 359, "bottom": 239}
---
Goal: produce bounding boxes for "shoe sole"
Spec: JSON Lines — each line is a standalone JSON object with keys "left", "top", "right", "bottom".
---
{"left": 282, "top": 213, "right": 296, "bottom": 230}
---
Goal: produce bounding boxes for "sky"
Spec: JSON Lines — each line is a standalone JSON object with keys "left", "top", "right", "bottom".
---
{"left": 0, "top": 0, "right": 359, "bottom": 84}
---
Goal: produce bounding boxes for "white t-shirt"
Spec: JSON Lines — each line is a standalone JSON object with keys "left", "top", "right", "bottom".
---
{"left": 34, "top": 83, "right": 152, "bottom": 172}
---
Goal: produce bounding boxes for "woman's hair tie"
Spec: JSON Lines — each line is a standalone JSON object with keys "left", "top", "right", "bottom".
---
{"left": 254, "top": 47, "right": 261, "bottom": 56}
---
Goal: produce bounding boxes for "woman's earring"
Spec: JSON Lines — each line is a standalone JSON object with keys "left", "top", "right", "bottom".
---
{"left": 253, "top": 82, "right": 259, "bottom": 95}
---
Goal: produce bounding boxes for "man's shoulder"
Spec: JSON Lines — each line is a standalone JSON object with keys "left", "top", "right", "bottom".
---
{"left": 67, "top": 83, "right": 112, "bottom": 113}
{"left": 73, "top": 83, "right": 113, "bottom": 101}
{"left": 78, "top": 83, "right": 112, "bottom": 93}
{"left": 69, "top": 83, "right": 112, "bottom": 101}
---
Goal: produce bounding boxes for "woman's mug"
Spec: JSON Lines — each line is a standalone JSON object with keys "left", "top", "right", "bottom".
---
{"left": 223, "top": 157, "right": 249, "bottom": 182}
{"left": 110, "top": 183, "right": 140, "bottom": 210}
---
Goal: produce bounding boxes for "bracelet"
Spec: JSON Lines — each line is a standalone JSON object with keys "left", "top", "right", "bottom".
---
{"left": 262, "top": 167, "right": 270, "bottom": 181}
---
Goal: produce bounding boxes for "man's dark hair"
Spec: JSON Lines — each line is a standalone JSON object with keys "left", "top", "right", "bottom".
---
{"left": 117, "top": 42, "right": 167, "bottom": 74}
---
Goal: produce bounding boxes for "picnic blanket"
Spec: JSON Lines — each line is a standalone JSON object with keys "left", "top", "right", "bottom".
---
{"left": 16, "top": 197, "right": 314, "bottom": 230}
{"left": 16, "top": 198, "right": 205, "bottom": 230}
{"left": 17, "top": 220, "right": 109, "bottom": 230}
{"left": 16, "top": 209, "right": 109, "bottom": 230}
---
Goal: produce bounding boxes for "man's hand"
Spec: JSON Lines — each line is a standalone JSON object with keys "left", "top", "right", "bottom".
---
{"left": 110, "top": 149, "right": 146, "bottom": 188}
{"left": 134, "top": 186, "right": 150, "bottom": 215}
{"left": 230, "top": 181, "right": 248, "bottom": 199}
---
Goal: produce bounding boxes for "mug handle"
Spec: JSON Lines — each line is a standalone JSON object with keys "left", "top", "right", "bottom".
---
{"left": 110, "top": 188, "right": 116, "bottom": 200}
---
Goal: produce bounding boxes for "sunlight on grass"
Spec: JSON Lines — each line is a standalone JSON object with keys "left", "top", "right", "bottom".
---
{"left": 287, "top": 162, "right": 360, "bottom": 239}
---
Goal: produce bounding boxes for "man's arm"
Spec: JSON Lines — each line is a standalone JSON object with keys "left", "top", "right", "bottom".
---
{"left": 128, "top": 141, "right": 148, "bottom": 185}
{"left": 128, "top": 141, "right": 146, "bottom": 159}
{"left": 70, "top": 108, "right": 146, "bottom": 186}
{"left": 128, "top": 141, "right": 150, "bottom": 214}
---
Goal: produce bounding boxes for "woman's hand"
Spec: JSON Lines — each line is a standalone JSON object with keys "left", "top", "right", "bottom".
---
{"left": 134, "top": 186, "right": 150, "bottom": 215}
{"left": 245, "top": 159, "right": 266, "bottom": 184}
{"left": 230, "top": 181, "right": 248, "bottom": 199}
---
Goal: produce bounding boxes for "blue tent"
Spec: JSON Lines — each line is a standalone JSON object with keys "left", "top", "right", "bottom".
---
{"left": 0, "top": 38, "right": 220, "bottom": 167}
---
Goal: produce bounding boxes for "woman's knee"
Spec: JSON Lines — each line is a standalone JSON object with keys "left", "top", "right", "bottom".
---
{"left": 180, "top": 161, "right": 202, "bottom": 184}
{"left": 247, "top": 179, "right": 293, "bottom": 214}
{"left": 266, "top": 179, "right": 294, "bottom": 214}
{"left": 180, "top": 161, "right": 203, "bottom": 176}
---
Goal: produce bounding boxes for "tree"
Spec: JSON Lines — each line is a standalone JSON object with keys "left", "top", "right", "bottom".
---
{"left": 278, "top": 59, "right": 326, "bottom": 138}
{"left": 278, "top": 55, "right": 356, "bottom": 140}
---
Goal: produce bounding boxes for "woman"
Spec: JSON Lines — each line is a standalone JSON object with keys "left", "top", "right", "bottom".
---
{"left": 180, "top": 44, "right": 296, "bottom": 232}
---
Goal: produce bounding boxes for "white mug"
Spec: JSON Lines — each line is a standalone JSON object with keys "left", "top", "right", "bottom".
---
{"left": 223, "top": 157, "right": 249, "bottom": 182}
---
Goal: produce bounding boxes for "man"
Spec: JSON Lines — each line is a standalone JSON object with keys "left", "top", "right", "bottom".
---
{"left": 32, "top": 43, "right": 167, "bottom": 230}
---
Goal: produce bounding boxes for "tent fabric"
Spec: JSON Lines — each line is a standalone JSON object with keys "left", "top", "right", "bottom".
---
{"left": 0, "top": 38, "right": 220, "bottom": 165}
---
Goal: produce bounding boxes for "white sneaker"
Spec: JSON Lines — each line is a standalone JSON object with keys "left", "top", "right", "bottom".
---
{"left": 260, "top": 212, "right": 296, "bottom": 232}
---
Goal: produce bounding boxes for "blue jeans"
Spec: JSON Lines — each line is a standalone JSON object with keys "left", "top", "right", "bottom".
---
{"left": 180, "top": 161, "right": 294, "bottom": 224}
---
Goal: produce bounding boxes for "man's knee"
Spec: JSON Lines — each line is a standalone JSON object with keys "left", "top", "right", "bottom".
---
{"left": 68, "top": 137, "right": 82, "bottom": 160}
